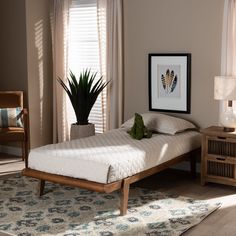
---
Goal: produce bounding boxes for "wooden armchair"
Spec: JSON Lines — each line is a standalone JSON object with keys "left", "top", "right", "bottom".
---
{"left": 0, "top": 91, "right": 29, "bottom": 160}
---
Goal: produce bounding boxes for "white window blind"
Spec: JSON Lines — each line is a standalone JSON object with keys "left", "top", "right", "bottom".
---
{"left": 67, "top": 0, "right": 106, "bottom": 133}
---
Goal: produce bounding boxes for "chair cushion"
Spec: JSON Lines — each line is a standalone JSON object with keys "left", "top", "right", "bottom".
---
{"left": 0, "top": 127, "right": 25, "bottom": 141}
{"left": 0, "top": 107, "right": 23, "bottom": 128}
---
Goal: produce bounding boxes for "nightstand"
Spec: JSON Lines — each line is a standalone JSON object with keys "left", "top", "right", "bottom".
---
{"left": 201, "top": 126, "right": 236, "bottom": 187}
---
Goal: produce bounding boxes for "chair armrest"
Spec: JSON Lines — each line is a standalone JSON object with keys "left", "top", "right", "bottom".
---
{"left": 22, "top": 108, "right": 29, "bottom": 135}
{"left": 22, "top": 108, "right": 30, "bottom": 166}
{"left": 23, "top": 108, "right": 28, "bottom": 115}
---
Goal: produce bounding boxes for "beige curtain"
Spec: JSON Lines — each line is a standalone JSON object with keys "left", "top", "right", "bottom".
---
{"left": 220, "top": 0, "right": 236, "bottom": 114}
{"left": 97, "top": 0, "right": 108, "bottom": 132}
{"left": 51, "top": 0, "right": 71, "bottom": 142}
{"left": 221, "top": 0, "right": 236, "bottom": 75}
{"left": 97, "top": 0, "right": 123, "bottom": 130}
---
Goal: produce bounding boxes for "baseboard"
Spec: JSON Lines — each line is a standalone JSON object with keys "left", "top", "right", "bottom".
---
{"left": 171, "top": 161, "right": 200, "bottom": 173}
{"left": 0, "top": 145, "right": 22, "bottom": 156}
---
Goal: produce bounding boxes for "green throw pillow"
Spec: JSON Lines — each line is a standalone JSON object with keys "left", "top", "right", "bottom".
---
{"left": 127, "top": 113, "right": 152, "bottom": 140}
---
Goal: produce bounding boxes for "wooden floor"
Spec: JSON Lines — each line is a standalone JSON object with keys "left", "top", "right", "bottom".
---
{"left": 135, "top": 170, "right": 236, "bottom": 236}
{"left": 0, "top": 153, "right": 24, "bottom": 178}
{"left": 1, "top": 153, "right": 236, "bottom": 236}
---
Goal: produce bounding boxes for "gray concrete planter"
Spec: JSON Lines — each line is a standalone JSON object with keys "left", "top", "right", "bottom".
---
{"left": 70, "top": 123, "right": 95, "bottom": 140}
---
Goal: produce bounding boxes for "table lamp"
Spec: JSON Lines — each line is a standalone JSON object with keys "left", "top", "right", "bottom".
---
{"left": 214, "top": 76, "right": 236, "bottom": 132}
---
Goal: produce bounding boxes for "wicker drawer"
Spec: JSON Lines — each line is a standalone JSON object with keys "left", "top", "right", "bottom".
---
{"left": 208, "top": 138, "right": 236, "bottom": 157}
{"left": 207, "top": 161, "right": 234, "bottom": 178}
{"left": 201, "top": 126, "right": 236, "bottom": 187}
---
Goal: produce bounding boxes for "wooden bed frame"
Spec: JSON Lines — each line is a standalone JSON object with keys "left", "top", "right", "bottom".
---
{"left": 22, "top": 148, "right": 200, "bottom": 215}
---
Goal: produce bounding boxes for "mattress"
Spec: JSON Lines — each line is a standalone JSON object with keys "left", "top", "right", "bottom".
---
{"left": 28, "top": 129, "right": 201, "bottom": 184}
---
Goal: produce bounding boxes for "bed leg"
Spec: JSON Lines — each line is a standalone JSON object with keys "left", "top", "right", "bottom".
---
{"left": 190, "top": 155, "right": 197, "bottom": 178}
{"left": 38, "top": 180, "right": 45, "bottom": 197}
{"left": 120, "top": 179, "right": 130, "bottom": 216}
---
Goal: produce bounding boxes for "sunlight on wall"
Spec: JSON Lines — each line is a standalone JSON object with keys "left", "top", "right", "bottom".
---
{"left": 34, "top": 20, "right": 44, "bottom": 138}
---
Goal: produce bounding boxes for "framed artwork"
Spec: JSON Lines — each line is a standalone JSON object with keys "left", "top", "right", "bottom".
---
{"left": 148, "top": 53, "right": 191, "bottom": 113}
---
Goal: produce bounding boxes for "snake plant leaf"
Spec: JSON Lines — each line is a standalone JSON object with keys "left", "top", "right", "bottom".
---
{"left": 58, "top": 69, "right": 110, "bottom": 125}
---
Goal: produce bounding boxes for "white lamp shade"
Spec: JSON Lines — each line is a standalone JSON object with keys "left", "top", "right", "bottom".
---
{"left": 214, "top": 76, "right": 236, "bottom": 100}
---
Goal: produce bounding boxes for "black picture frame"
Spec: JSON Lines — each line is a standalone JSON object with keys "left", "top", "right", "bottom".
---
{"left": 148, "top": 53, "right": 191, "bottom": 114}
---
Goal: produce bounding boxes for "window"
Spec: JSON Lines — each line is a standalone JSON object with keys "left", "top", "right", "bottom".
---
{"left": 67, "top": 0, "right": 106, "bottom": 133}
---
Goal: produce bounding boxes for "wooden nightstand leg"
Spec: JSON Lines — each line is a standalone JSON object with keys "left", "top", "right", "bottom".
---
{"left": 201, "top": 134, "right": 206, "bottom": 186}
{"left": 201, "top": 177, "right": 206, "bottom": 186}
{"left": 201, "top": 161, "right": 206, "bottom": 185}
{"left": 190, "top": 155, "right": 196, "bottom": 178}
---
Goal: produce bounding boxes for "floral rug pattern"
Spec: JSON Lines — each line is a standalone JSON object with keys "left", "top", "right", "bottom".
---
{"left": 0, "top": 175, "right": 220, "bottom": 236}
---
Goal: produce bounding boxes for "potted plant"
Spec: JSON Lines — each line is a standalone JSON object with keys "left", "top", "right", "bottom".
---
{"left": 58, "top": 69, "right": 109, "bottom": 140}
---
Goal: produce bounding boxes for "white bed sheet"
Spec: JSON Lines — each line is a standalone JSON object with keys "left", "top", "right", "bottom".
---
{"left": 28, "top": 129, "right": 201, "bottom": 184}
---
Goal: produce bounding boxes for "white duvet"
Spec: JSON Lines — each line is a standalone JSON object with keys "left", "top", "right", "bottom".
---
{"left": 28, "top": 128, "right": 201, "bottom": 184}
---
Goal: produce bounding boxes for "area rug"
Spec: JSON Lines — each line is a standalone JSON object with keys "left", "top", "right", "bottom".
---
{"left": 0, "top": 175, "right": 220, "bottom": 236}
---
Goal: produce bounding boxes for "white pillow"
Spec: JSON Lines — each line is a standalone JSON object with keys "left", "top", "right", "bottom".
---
{"left": 121, "top": 112, "right": 197, "bottom": 135}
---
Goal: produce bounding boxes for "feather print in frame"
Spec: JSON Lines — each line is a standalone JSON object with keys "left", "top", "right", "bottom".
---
{"left": 161, "top": 69, "right": 177, "bottom": 94}
{"left": 161, "top": 74, "right": 166, "bottom": 90}
{"left": 149, "top": 53, "right": 191, "bottom": 113}
{"left": 171, "top": 75, "right": 178, "bottom": 92}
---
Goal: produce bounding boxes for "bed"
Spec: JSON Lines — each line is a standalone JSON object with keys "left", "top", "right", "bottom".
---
{"left": 22, "top": 113, "right": 201, "bottom": 215}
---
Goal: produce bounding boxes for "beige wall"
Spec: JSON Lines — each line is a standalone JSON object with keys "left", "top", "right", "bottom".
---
{"left": 0, "top": 0, "right": 28, "bottom": 106}
{"left": 0, "top": 0, "right": 53, "bottom": 152}
{"left": 0, "top": 0, "right": 224, "bottom": 151}
{"left": 25, "top": 0, "right": 53, "bottom": 148}
{"left": 123, "top": 0, "right": 224, "bottom": 128}
{"left": 0, "top": 0, "right": 28, "bottom": 152}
